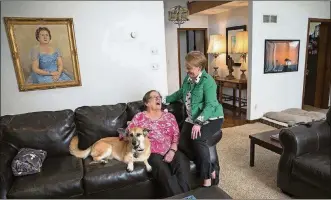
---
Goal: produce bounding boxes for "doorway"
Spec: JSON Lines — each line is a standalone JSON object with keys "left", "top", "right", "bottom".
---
{"left": 302, "top": 18, "right": 331, "bottom": 111}
{"left": 177, "top": 28, "right": 208, "bottom": 86}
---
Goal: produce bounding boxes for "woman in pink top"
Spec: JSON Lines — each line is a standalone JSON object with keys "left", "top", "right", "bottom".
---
{"left": 127, "top": 90, "right": 190, "bottom": 198}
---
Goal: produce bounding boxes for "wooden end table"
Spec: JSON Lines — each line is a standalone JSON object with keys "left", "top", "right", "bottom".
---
{"left": 214, "top": 78, "right": 247, "bottom": 112}
{"left": 249, "top": 129, "right": 283, "bottom": 167}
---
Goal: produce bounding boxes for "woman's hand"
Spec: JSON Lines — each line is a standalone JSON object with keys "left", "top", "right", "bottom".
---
{"left": 50, "top": 71, "right": 60, "bottom": 76}
{"left": 191, "top": 124, "right": 201, "bottom": 140}
{"left": 52, "top": 74, "right": 60, "bottom": 82}
{"left": 163, "top": 150, "right": 175, "bottom": 163}
{"left": 51, "top": 71, "right": 60, "bottom": 81}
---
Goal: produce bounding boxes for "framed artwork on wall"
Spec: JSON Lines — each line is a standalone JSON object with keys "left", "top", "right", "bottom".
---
{"left": 226, "top": 25, "right": 247, "bottom": 67}
{"left": 4, "top": 17, "right": 82, "bottom": 92}
{"left": 263, "top": 39, "right": 300, "bottom": 74}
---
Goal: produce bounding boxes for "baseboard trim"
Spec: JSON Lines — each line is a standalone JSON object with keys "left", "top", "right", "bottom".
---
{"left": 246, "top": 119, "right": 259, "bottom": 124}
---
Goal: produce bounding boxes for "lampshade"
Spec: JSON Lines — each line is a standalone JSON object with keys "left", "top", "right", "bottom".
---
{"left": 207, "top": 34, "right": 226, "bottom": 55}
{"left": 234, "top": 31, "right": 248, "bottom": 53}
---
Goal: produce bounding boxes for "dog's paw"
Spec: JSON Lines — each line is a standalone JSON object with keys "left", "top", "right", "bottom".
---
{"left": 126, "top": 163, "right": 134, "bottom": 172}
{"left": 126, "top": 166, "right": 134, "bottom": 172}
{"left": 89, "top": 161, "right": 99, "bottom": 165}
{"left": 101, "top": 160, "right": 108, "bottom": 164}
{"left": 146, "top": 165, "right": 152, "bottom": 172}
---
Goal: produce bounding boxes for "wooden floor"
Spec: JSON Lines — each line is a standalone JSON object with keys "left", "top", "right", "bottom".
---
{"left": 223, "top": 107, "right": 247, "bottom": 128}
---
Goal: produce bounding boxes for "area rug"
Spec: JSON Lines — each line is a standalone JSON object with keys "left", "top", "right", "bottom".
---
{"left": 216, "top": 122, "right": 290, "bottom": 199}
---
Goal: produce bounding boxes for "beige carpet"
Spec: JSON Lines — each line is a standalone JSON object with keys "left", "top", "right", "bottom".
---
{"left": 216, "top": 122, "right": 290, "bottom": 199}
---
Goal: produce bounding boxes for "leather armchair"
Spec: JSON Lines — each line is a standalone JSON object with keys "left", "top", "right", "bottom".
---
{"left": 277, "top": 108, "right": 331, "bottom": 198}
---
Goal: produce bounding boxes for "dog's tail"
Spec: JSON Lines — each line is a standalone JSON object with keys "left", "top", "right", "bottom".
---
{"left": 69, "top": 136, "right": 92, "bottom": 159}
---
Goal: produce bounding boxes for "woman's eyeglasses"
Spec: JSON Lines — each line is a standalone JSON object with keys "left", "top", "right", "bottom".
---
{"left": 149, "top": 96, "right": 162, "bottom": 100}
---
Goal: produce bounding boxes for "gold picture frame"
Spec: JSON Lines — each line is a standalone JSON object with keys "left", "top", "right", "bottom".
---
{"left": 4, "top": 17, "right": 82, "bottom": 91}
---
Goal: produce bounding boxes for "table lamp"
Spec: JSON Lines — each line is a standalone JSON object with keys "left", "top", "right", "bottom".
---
{"left": 234, "top": 31, "right": 248, "bottom": 81}
{"left": 207, "top": 34, "right": 226, "bottom": 79}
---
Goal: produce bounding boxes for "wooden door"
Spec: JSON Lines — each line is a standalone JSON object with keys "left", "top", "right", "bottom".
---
{"left": 314, "top": 22, "right": 331, "bottom": 108}
{"left": 177, "top": 28, "right": 208, "bottom": 86}
{"left": 302, "top": 19, "right": 331, "bottom": 109}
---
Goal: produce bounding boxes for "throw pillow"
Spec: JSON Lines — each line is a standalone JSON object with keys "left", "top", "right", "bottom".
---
{"left": 11, "top": 148, "right": 47, "bottom": 176}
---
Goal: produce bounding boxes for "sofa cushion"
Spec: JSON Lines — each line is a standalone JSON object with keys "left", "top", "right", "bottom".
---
{"left": 11, "top": 148, "right": 47, "bottom": 176}
{"left": 82, "top": 157, "right": 151, "bottom": 195}
{"left": 292, "top": 149, "right": 330, "bottom": 191}
{"left": 75, "top": 103, "right": 128, "bottom": 149}
{"left": 127, "top": 100, "right": 145, "bottom": 122}
{"left": 82, "top": 157, "right": 200, "bottom": 197}
{"left": 7, "top": 155, "right": 84, "bottom": 199}
{"left": 0, "top": 109, "right": 75, "bottom": 157}
{"left": 165, "top": 100, "right": 187, "bottom": 129}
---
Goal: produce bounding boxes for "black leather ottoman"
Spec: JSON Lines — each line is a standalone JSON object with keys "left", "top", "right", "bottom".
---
{"left": 166, "top": 186, "right": 232, "bottom": 199}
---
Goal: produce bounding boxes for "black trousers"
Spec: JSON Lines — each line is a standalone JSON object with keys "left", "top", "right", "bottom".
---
{"left": 179, "top": 118, "right": 223, "bottom": 180}
{"left": 148, "top": 151, "right": 191, "bottom": 198}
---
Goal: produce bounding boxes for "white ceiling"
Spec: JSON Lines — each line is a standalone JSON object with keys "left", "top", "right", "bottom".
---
{"left": 193, "top": 1, "right": 248, "bottom": 15}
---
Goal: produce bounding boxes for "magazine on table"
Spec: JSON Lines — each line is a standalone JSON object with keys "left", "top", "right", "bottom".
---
{"left": 183, "top": 195, "right": 197, "bottom": 200}
{"left": 270, "top": 133, "right": 279, "bottom": 141}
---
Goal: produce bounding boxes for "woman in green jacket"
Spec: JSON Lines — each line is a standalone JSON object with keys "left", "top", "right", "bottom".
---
{"left": 163, "top": 51, "right": 224, "bottom": 187}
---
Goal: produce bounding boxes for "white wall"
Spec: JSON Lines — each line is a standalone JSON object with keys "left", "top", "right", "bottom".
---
{"left": 1, "top": 1, "right": 168, "bottom": 115}
{"left": 208, "top": 6, "right": 249, "bottom": 107}
{"left": 164, "top": 0, "right": 208, "bottom": 94}
{"left": 248, "top": 1, "right": 330, "bottom": 120}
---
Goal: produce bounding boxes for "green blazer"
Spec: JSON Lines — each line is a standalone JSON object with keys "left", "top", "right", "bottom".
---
{"left": 165, "top": 70, "right": 224, "bottom": 125}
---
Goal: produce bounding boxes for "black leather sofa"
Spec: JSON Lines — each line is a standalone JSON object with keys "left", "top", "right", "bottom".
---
{"left": 277, "top": 108, "right": 331, "bottom": 198}
{"left": 0, "top": 100, "right": 222, "bottom": 199}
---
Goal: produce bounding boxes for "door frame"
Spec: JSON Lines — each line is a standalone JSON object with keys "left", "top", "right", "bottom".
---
{"left": 301, "top": 18, "right": 331, "bottom": 109}
{"left": 177, "top": 28, "right": 208, "bottom": 86}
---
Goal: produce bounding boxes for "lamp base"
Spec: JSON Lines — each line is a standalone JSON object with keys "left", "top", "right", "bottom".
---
{"left": 240, "top": 69, "right": 247, "bottom": 81}
{"left": 225, "top": 74, "right": 235, "bottom": 80}
{"left": 212, "top": 67, "right": 220, "bottom": 79}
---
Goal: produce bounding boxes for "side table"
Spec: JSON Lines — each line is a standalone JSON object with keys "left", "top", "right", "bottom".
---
{"left": 215, "top": 78, "right": 247, "bottom": 112}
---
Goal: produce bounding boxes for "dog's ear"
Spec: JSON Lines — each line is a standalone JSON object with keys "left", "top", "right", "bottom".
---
{"left": 143, "top": 128, "right": 150, "bottom": 136}
{"left": 117, "top": 128, "right": 128, "bottom": 137}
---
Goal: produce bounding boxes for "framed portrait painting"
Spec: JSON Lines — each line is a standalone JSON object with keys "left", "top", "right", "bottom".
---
{"left": 4, "top": 17, "right": 82, "bottom": 91}
{"left": 226, "top": 25, "right": 247, "bottom": 67}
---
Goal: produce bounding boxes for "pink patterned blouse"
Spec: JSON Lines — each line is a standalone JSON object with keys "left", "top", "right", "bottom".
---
{"left": 127, "top": 111, "right": 180, "bottom": 156}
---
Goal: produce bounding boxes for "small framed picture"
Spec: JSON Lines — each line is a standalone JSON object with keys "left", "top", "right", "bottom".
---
{"left": 264, "top": 39, "right": 300, "bottom": 74}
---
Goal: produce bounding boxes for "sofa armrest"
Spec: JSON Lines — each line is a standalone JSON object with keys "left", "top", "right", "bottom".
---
{"left": 279, "top": 121, "right": 330, "bottom": 157}
{"left": 0, "top": 141, "right": 17, "bottom": 199}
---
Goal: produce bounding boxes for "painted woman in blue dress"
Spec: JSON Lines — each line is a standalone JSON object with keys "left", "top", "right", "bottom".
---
{"left": 30, "top": 27, "right": 72, "bottom": 84}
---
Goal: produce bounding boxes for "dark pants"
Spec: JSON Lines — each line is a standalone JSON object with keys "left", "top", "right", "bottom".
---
{"left": 179, "top": 118, "right": 223, "bottom": 180}
{"left": 148, "top": 151, "right": 191, "bottom": 198}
